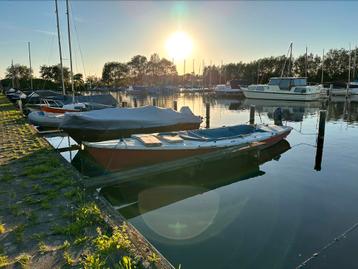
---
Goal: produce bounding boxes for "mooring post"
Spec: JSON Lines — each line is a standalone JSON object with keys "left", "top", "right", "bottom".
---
{"left": 173, "top": 100, "right": 178, "bottom": 111}
{"left": 249, "top": 105, "right": 255, "bottom": 124}
{"left": 205, "top": 103, "right": 210, "bottom": 129}
{"left": 121, "top": 101, "right": 127, "bottom": 107}
{"left": 314, "top": 110, "right": 327, "bottom": 171}
{"left": 152, "top": 98, "right": 157, "bottom": 107}
{"left": 133, "top": 98, "right": 137, "bottom": 107}
{"left": 329, "top": 84, "right": 333, "bottom": 101}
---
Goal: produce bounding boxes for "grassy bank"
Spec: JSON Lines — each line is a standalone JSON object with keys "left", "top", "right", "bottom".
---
{"left": 0, "top": 94, "right": 172, "bottom": 269}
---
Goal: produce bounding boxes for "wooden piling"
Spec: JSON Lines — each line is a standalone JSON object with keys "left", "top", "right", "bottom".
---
{"left": 314, "top": 110, "right": 327, "bottom": 171}
{"left": 329, "top": 84, "right": 333, "bottom": 100}
{"left": 205, "top": 103, "right": 210, "bottom": 129}
{"left": 152, "top": 98, "right": 157, "bottom": 106}
{"left": 249, "top": 105, "right": 255, "bottom": 124}
{"left": 173, "top": 100, "right": 178, "bottom": 111}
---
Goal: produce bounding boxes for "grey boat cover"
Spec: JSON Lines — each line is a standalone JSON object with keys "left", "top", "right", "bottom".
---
{"left": 28, "top": 111, "right": 64, "bottom": 128}
{"left": 60, "top": 106, "right": 201, "bottom": 131}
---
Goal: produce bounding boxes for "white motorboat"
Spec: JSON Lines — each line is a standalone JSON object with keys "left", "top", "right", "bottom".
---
{"left": 214, "top": 84, "right": 243, "bottom": 96}
{"left": 242, "top": 77, "right": 322, "bottom": 101}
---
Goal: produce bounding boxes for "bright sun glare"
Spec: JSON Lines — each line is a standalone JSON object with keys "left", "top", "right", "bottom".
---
{"left": 165, "top": 31, "right": 193, "bottom": 60}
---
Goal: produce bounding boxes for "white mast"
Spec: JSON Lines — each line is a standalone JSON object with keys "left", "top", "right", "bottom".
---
{"left": 55, "top": 0, "right": 66, "bottom": 95}
{"left": 192, "top": 59, "right": 195, "bottom": 88}
{"left": 321, "top": 49, "right": 324, "bottom": 85}
{"left": 66, "top": 0, "right": 75, "bottom": 100}
{"left": 305, "top": 45, "right": 308, "bottom": 78}
{"left": 353, "top": 46, "right": 357, "bottom": 81}
{"left": 11, "top": 60, "right": 15, "bottom": 88}
{"left": 288, "top": 42, "right": 293, "bottom": 77}
{"left": 347, "top": 45, "right": 351, "bottom": 97}
{"left": 27, "top": 42, "right": 33, "bottom": 90}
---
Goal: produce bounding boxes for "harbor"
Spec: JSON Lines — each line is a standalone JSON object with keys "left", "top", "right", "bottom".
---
{"left": 2, "top": 0, "right": 358, "bottom": 268}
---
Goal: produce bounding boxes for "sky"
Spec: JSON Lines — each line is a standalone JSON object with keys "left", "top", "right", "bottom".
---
{"left": 0, "top": 1, "right": 357, "bottom": 78}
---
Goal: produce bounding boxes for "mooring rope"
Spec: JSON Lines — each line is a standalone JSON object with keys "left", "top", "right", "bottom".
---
{"left": 290, "top": 142, "right": 316, "bottom": 149}
{"left": 295, "top": 221, "right": 358, "bottom": 268}
{"left": 289, "top": 126, "right": 318, "bottom": 136}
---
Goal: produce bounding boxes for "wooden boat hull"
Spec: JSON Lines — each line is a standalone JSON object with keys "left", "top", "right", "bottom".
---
{"left": 64, "top": 122, "right": 201, "bottom": 143}
{"left": 86, "top": 130, "right": 290, "bottom": 172}
{"left": 41, "top": 106, "right": 79, "bottom": 113}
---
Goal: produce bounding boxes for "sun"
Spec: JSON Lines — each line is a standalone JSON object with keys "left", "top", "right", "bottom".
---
{"left": 165, "top": 31, "right": 193, "bottom": 60}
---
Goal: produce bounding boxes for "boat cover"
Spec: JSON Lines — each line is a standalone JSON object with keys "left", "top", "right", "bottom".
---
{"left": 63, "top": 94, "right": 118, "bottom": 107}
{"left": 179, "top": 125, "right": 264, "bottom": 141}
{"left": 28, "top": 111, "right": 64, "bottom": 128}
{"left": 60, "top": 106, "right": 201, "bottom": 131}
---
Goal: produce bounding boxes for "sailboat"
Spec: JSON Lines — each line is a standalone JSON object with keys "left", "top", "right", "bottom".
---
{"left": 242, "top": 43, "right": 322, "bottom": 101}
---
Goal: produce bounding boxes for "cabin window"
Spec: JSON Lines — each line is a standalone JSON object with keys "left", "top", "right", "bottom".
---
{"left": 279, "top": 79, "right": 290, "bottom": 90}
{"left": 256, "top": 86, "right": 265, "bottom": 91}
{"left": 294, "top": 88, "right": 307, "bottom": 93}
{"left": 293, "top": 79, "right": 307, "bottom": 86}
{"left": 268, "top": 79, "right": 280, "bottom": 86}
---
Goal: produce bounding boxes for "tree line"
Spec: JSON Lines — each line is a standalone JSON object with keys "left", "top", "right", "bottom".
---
{"left": 2, "top": 48, "right": 357, "bottom": 90}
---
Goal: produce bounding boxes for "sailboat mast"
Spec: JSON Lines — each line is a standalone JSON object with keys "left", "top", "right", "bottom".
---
{"left": 305, "top": 45, "right": 308, "bottom": 78}
{"left": 321, "top": 49, "right": 324, "bottom": 85}
{"left": 347, "top": 45, "right": 351, "bottom": 97}
{"left": 288, "top": 42, "right": 293, "bottom": 77}
{"left": 353, "top": 46, "right": 357, "bottom": 81}
{"left": 55, "top": 0, "right": 66, "bottom": 95}
{"left": 11, "top": 60, "right": 15, "bottom": 88}
{"left": 27, "top": 42, "right": 33, "bottom": 90}
{"left": 192, "top": 59, "right": 195, "bottom": 88}
{"left": 66, "top": 0, "right": 74, "bottom": 99}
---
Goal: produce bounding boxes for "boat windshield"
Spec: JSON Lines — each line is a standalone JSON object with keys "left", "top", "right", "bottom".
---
{"left": 268, "top": 78, "right": 307, "bottom": 90}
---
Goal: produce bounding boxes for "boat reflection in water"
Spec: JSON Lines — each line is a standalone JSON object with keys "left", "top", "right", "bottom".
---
{"left": 99, "top": 140, "right": 290, "bottom": 243}
{"left": 243, "top": 99, "right": 321, "bottom": 122}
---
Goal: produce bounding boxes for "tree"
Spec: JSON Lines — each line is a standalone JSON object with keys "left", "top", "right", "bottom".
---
{"left": 73, "top": 73, "right": 84, "bottom": 89}
{"left": 39, "top": 64, "right": 70, "bottom": 84}
{"left": 102, "top": 62, "right": 129, "bottom": 86}
{"left": 5, "top": 64, "right": 32, "bottom": 88}
{"left": 128, "top": 55, "right": 147, "bottom": 84}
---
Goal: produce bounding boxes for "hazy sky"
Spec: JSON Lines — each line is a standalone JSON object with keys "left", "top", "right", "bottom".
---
{"left": 0, "top": 1, "right": 357, "bottom": 78}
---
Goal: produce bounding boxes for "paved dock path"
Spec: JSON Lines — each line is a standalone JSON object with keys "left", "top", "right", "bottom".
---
{"left": 0, "top": 94, "right": 173, "bottom": 269}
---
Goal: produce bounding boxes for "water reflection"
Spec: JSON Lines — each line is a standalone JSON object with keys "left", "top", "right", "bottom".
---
{"left": 101, "top": 141, "right": 290, "bottom": 239}
{"left": 43, "top": 92, "right": 358, "bottom": 268}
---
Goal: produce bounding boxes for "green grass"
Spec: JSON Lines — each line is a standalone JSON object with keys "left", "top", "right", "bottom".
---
{"left": 14, "top": 224, "right": 25, "bottom": 244}
{"left": 0, "top": 255, "right": 10, "bottom": 267}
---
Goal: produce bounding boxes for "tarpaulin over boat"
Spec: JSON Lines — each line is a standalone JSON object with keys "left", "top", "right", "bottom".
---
{"left": 63, "top": 94, "right": 118, "bottom": 107}
{"left": 60, "top": 106, "right": 202, "bottom": 140}
{"left": 61, "top": 106, "right": 200, "bottom": 130}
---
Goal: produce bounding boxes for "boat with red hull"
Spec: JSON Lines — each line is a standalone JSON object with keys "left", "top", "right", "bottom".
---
{"left": 84, "top": 124, "right": 292, "bottom": 171}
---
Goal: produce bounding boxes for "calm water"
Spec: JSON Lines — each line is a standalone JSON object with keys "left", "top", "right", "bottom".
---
{"left": 48, "top": 92, "right": 358, "bottom": 269}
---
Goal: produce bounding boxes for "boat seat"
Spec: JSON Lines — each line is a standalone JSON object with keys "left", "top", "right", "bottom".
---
{"left": 132, "top": 134, "right": 162, "bottom": 147}
{"left": 159, "top": 135, "right": 183, "bottom": 143}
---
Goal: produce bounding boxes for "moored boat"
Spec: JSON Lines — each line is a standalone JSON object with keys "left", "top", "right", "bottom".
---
{"left": 28, "top": 111, "right": 64, "bottom": 129}
{"left": 243, "top": 77, "right": 322, "bottom": 101}
{"left": 60, "top": 106, "right": 202, "bottom": 143}
{"left": 214, "top": 84, "right": 243, "bottom": 96}
{"left": 84, "top": 124, "right": 292, "bottom": 171}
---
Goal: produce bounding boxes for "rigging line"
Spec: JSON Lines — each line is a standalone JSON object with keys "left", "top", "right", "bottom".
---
{"left": 296, "top": 221, "right": 358, "bottom": 269}
{"left": 41, "top": 34, "right": 56, "bottom": 90}
{"left": 288, "top": 126, "right": 318, "bottom": 136}
{"left": 290, "top": 142, "right": 316, "bottom": 149}
{"left": 69, "top": 1, "right": 86, "bottom": 78}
